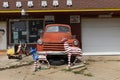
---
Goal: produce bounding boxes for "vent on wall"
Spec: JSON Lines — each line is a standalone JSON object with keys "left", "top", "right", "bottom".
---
{"left": 21, "top": 9, "right": 26, "bottom": 16}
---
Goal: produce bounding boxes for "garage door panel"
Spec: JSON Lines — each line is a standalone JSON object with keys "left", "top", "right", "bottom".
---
{"left": 82, "top": 18, "right": 120, "bottom": 54}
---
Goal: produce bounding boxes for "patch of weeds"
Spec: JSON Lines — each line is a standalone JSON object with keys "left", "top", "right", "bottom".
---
{"left": 61, "top": 66, "right": 93, "bottom": 77}
{"left": 107, "top": 60, "right": 120, "bottom": 62}
{"left": 72, "top": 67, "right": 87, "bottom": 74}
{"left": 51, "top": 66, "right": 58, "bottom": 69}
{"left": 84, "top": 73, "right": 93, "bottom": 77}
{"left": 40, "top": 67, "right": 49, "bottom": 70}
{"left": 73, "top": 70, "right": 83, "bottom": 74}
{"left": 32, "top": 73, "right": 35, "bottom": 75}
{"left": 72, "top": 67, "right": 93, "bottom": 77}
{"left": 27, "top": 61, "right": 34, "bottom": 65}
{"left": 85, "top": 62, "right": 90, "bottom": 65}
{"left": 103, "top": 61, "right": 106, "bottom": 63}
{"left": 62, "top": 69, "right": 72, "bottom": 72}
{"left": 87, "top": 59, "right": 96, "bottom": 62}
{"left": 9, "top": 64, "right": 18, "bottom": 68}
{"left": 18, "top": 71, "right": 22, "bottom": 73}
{"left": 115, "top": 60, "right": 120, "bottom": 62}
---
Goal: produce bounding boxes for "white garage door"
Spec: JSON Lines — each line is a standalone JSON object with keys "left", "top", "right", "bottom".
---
{"left": 82, "top": 18, "right": 120, "bottom": 55}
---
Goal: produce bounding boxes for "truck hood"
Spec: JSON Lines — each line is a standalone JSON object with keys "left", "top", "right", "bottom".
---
{"left": 43, "top": 32, "right": 71, "bottom": 42}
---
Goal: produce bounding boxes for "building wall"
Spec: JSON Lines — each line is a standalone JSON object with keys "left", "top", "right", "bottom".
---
{"left": 0, "top": 22, "right": 7, "bottom": 50}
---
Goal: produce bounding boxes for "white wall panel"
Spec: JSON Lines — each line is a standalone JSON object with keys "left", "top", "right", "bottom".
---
{"left": 0, "top": 22, "right": 7, "bottom": 50}
{"left": 82, "top": 18, "right": 120, "bottom": 55}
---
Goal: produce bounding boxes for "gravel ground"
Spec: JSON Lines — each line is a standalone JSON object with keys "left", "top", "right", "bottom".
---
{"left": 0, "top": 53, "right": 120, "bottom": 80}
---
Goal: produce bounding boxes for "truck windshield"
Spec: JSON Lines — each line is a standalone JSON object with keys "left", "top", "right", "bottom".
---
{"left": 46, "top": 26, "right": 70, "bottom": 33}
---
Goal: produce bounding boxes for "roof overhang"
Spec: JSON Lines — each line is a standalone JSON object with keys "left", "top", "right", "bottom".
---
{"left": 1, "top": 8, "right": 120, "bottom": 13}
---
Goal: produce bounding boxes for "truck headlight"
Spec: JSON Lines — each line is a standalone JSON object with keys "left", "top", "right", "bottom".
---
{"left": 73, "top": 40, "right": 79, "bottom": 46}
{"left": 37, "top": 39, "right": 42, "bottom": 45}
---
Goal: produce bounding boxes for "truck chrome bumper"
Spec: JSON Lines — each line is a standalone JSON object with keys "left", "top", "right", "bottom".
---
{"left": 36, "top": 51, "right": 66, "bottom": 55}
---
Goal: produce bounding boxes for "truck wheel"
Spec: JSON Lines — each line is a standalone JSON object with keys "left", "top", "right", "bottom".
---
{"left": 49, "top": 59, "right": 65, "bottom": 65}
{"left": 71, "top": 56, "right": 76, "bottom": 63}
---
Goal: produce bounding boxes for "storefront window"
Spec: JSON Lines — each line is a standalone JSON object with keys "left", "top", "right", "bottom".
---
{"left": 10, "top": 19, "right": 44, "bottom": 44}
{"left": 29, "top": 20, "right": 43, "bottom": 43}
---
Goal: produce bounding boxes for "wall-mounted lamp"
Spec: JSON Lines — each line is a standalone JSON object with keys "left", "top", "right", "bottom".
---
{"left": 41, "top": 0, "right": 47, "bottom": 8}
{"left": 3, "top": 2, "right": 9, "bottom": 8}
{"left": 67, "top": 0, "right": 72, "bottom": 7}
{"left": 16, "top": 1, "right": 22, "bottom": 8}
{"left": 27, "top": 1, "right": 33, "bottom": 8}
{"left": 21, "top": 9, "right": 26, "bottom": 16}
{"left": 53, "top": 0, "right": 59, "bottom": 7}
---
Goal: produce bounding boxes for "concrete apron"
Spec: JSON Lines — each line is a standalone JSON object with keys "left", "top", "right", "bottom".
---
{"left": 0, "top": 55, "right": 34, "bottom": 71}
{"left": 0, "top": 50, "right": 6, "bottom": 55}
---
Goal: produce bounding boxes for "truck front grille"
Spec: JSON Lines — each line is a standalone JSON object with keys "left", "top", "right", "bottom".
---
{"left": 43, "top": 42, "right": 72, "bottom": 51}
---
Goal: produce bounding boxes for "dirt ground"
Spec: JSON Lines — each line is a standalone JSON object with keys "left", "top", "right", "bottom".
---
{"left": 0, "top": 54, "right": 120, "bottom": 80}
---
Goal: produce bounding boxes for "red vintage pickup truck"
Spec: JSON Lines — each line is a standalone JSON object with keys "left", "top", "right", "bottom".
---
{"left": 36, "top": 24, "right": 79, "bottom": 56}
